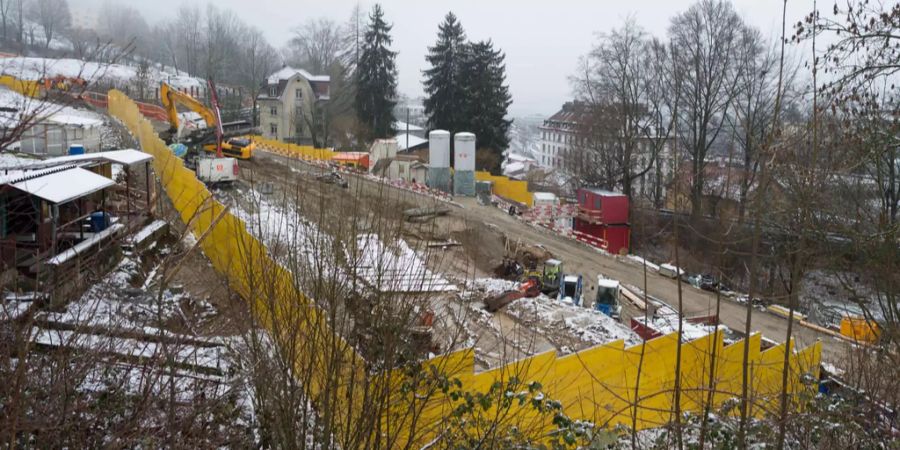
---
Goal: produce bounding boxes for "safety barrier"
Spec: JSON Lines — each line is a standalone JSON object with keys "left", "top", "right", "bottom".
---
{"left": 0, "top": 74, "right": 41, "bottom": 97}
{"left": 249, "top": 135, "right": 335, "bottom": 161}
{"left": 108, "top": 90, "right": 821, "bottom": 446}
{"left": 475, "top": 171, "right": 533, "bottom": 206}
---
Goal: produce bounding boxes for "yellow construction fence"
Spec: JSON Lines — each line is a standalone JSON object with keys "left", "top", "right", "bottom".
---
{"left": 108, "top": 90, "right": 821, "bottom": 446}
{"left": 476, "top": 171, "right": 533, "bottom": 206}
{"left": 248, "top": 135, "right": 334, "bottom": 161}
{"left": 0, "top": 74, "right": 41, "bottom": 97}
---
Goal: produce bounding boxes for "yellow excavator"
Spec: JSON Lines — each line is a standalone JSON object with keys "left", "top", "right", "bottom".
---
{"left": 159, "top": 82, "right": 257, "bottom": 160}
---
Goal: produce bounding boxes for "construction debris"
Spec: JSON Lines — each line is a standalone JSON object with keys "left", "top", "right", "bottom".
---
{"left": 403, "top": 206, "right": 451, "bottom": 222}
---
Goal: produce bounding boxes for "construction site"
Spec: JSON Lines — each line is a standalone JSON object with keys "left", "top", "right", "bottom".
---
{"left": 0, "top": 0, "right": 895, "bottom": 445}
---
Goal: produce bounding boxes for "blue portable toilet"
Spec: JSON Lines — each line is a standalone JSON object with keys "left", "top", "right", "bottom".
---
{"left": 68, "top": 144, "right": 85, "bottom": 155}
{"left": 90, "top": 211, "right": 109, "bottom": 232}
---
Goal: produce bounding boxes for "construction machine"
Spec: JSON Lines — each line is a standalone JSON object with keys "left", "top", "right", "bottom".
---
{"left": 558, "top": 274, "right": 583, "bottom": 306}
{"left": 484, "top": 275, "right": 542, "bottom": 312}
{"left": 159, "top": 82, "right": 257, "bottom": 160}
{"left": 594, "top": 276, "right": 622, "bottom": 319}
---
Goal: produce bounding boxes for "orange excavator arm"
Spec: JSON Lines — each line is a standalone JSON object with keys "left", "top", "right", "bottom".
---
{"left": 159, "top": 82, "right": 218, "bottom": 135}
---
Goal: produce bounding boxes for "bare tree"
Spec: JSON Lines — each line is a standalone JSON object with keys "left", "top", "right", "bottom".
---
{"left": 728, "top": 26, "right": 789, "bottom": 222}
{"left": 95, "top": 1, "right": 150, "bottom": 54}
{"left": 569, "top": 19, "right": 659, "bottom": 202}
{"left": 287, "top": 18, "right": 345, "bottom": 75}
{"left": 668, "top": 0, "right": 747, "bottom": 219}
{"left": 27, "top": 0, "right": 70, "bottom": 50}
{"left": 238, "top": 26, "right": 278, "bottom": 127}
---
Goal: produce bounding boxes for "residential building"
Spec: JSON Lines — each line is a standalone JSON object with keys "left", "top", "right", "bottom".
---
{"left": 539, "top": 100, "right": 676, "bottom": 204}
{"left": 537, "top": 101, "right": 584, "bottom": 171}
{"left": 257, "top": 66, "right": 330, "bottom": 144}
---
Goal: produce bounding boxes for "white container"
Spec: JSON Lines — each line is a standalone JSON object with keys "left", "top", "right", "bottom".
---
{"left": 428, "top": 130, "right": 451, "bottom": 168}
{"left": 197, "top": 157, "right": 238, "bottom": 183}
{"left": 658, "top": 264, "right": 685, "bottom": 279}
{"left": 454, "top": 132, "right": 476, "bottom": 171}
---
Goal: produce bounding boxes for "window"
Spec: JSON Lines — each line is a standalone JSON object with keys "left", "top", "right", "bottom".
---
{"left": 270, "top": 106, "right": 277, "bottom": 116}
{"left": 296, "top": 88, "right": 303, "bottom": 99}
{"left": 270, "top": 123, "right": 278, "bottom": 135}
{"left": 269, "top": 86, "right": 277, "bottom": 97}
{"left": 594, "top": 198, "right": 601, "bottom": 209}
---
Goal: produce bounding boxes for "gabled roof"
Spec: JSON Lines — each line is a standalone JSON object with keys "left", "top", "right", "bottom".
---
{"left": 266, "top": 66, "right": 330, "bottom": 84}
{"left": 395, "top": 133, "right": 428, "bottom": 151}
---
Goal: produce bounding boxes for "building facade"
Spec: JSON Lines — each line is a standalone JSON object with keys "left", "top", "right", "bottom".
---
{"left": 257, "top": 67, "right": 330, "bottom": 144}
{"left": 539, "top": 101, "right": 676, "bottom": 204}
{"left": 537, "top": 101, "right": 583, "bottom": 171}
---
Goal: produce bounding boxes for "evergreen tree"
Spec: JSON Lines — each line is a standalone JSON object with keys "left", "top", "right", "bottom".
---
{"left": 459, "top": 40, "right": 512, "bottom": 173}
{"left": 355, "top": 4, "right": 397, "bottom": 140}
{"left": 422, "top": 12, "right": 467, "bottom": 134}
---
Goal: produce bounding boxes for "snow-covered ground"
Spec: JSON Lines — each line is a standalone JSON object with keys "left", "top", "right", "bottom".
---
{"left": 469, "top": 277, "right": 640, "bottom": 354}
{"left": 0, "top": 86, "right": 106, "bottom": 128}
{"left": 506, "top": 295, "right": 641, "bottom": 351}
{"left": 0, "top": 56, "right": 202, "bottom": 91}
{"left": 228, "top": 185, "right": 457, "bottom": 294}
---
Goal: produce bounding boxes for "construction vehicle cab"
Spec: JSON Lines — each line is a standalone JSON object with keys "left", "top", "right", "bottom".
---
{"left": 558, "top": 274, "right": 583, "bottom": 306}
{"left": 595, "top": 277, "right": 622, "bottom": 318}
{"left": 541, "top": 259, "right": 562, "bottom": 295}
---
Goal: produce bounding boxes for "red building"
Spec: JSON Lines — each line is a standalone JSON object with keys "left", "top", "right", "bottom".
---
{"left": 573, "top": 188, "right": 631, "bottom": 254}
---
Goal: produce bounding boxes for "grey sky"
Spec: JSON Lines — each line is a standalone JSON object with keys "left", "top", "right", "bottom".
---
{"left": 74, "top": 0, "right": 813, "bottom": 116}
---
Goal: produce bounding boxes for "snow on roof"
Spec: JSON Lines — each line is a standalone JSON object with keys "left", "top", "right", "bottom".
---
{"left": 533, "top": 192, "right": 557, "bottom": 201}
{"left": 11, "top": 167, "right": 114, "bottom": 204}
{"left": 394, "top": 121, "right": 423, "bottom": 131}
{"left": 40, "top": 149, "right": 152, "bottom": 167}
{"left": 563, "top": 275, "right": 580, "bottom": 283}
{"left": 582, "top": 187, "right": 624, "bottom": 196}
{"left": 266, "top": 66, "right": 330, "bottom": 84}
{"left": 597, "top": 278, "right": 620, "bottom": 288}
{"left": 395, "top": 133, "right": 427, "bottom": 151}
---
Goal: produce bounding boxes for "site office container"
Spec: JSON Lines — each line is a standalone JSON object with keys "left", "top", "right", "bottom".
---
{"left": 573, "top": 219, "right": 631, "bottom": 255}
{"left": 577, "top": 188, "right": 629, "bottom": 224}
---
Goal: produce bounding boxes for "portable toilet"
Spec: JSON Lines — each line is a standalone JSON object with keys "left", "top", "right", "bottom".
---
{"left": 68, "top": 144, "right": 85, "bottom": 155}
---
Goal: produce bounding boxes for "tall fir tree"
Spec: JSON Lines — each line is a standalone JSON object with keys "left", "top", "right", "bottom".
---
{"left": 460, "top": 40, "right": 512, "bottom": 173}
{"left": 423, "top": 12, "right": 467, "bottom": 134}
{"left": 355, "top": 4, "right": 397, "bottom": 140}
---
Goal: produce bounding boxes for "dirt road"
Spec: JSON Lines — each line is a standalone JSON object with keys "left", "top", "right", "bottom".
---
{"left": 450, "top": 196, "right": 846, "bottom": 363}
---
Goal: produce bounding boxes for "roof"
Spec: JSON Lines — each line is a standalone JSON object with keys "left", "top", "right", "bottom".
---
{"left": 10, "top": 167, "right": 114, "bottom": 204}
{"left": 581, "top": 187, "right": 625, "bottom": 197}
{"left": 394, "top": 121, "right": 423, "bottom": 132}
{"left": 36, "top": 149, "right": 152, "bottom": 167}
{"left": 597, "top": 278, "right": 620, "bottom": 288}
{"left": 331, "top": 152, "right": 369, "bottom": 162}
{"left": 395, "top": 133, "right": 428, "bottom": 151}
{"left": 541, "top": 101, "right": 590, "bottom": 130}
{"left": 266, "top": 66, "right": 330, "bottom": 84}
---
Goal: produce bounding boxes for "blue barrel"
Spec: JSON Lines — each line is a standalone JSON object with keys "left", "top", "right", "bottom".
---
{"left": 90, "top": 211, "right": 109, "bottom": 232}
{"left": 68, "top": 145, "right": 85, "bottom": 155}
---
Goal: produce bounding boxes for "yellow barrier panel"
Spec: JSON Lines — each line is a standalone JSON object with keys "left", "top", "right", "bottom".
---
{"left": 0, "top": 74, "right": 41, "bottom": 97}
{"left": 476, "top": 170, "right": 533, "bottom": 206}
{"left": 108, "top": 90, "right": 822, "bottom": 446}
{"left": 247, "top": 135, "right": 334, "bottom": 161}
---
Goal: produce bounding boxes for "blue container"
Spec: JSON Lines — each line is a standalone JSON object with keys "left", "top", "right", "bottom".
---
{"left": 90, "top": 211, "right": 109, "bottom": 232}
{"left": 68, "top": 145, "right": 85, "bottom": 155}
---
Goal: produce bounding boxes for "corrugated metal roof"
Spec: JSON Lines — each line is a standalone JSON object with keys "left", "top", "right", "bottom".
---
{"left": 10, "top": 167, "right": 114, "bottom": 204}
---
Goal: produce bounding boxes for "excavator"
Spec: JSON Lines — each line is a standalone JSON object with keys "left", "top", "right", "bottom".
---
{"left": 159, "top": 82, "right": 257, "bottom": 160}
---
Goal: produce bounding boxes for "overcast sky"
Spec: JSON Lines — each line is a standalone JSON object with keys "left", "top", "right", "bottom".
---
{"left": 73, "top": 0, "right": 814, "bottom": 116}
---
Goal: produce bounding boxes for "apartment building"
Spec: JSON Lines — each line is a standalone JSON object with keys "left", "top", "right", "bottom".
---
{"left": 257, "top": 67, "right": 330, "bottom": 144}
